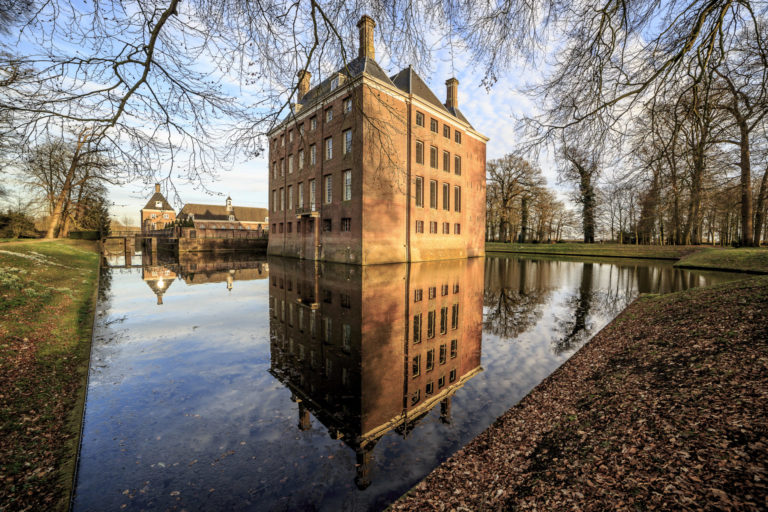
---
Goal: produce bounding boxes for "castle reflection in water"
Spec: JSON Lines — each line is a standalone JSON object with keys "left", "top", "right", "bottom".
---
{"left": 114, "top": 250, "right": 484, "bottom": 489}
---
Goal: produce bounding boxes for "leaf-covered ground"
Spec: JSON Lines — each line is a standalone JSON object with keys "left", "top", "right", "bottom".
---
{"left": 393, "top": 276, "right": 768, "bottom": 511}
{"left": 0, "top": 240, "right": 99, "bottom": 511}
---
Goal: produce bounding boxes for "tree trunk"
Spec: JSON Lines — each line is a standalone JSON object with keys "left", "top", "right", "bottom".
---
{"left": 519, "top": 196, "right": 529, "bottom": 243}
{"left": 737, "top": 121, "right": 754, "bottom": 246}
{"left": 754, "top": 166, "right": 768, "bottom": 246}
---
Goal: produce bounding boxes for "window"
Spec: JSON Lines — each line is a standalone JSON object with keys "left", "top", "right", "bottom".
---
{"left": 415, "top": 141, "right": 424, "bottom": 164}
{"left": 343, "top": 129, "right": 352, "bottom": 155}
{"left": 280, "top": 158, "right": 285, "bottom": 176}
{"left": 341, "top": 217, "right": 351, "bottom": 232}
{"left": 414, "top": 289, "right": 423, "bottom": 302}
{"left": 289, "top": 130, "right": 294, "bottom": 143}
{"left": 426, "top": 381, "right": 434, "bottom": 395}
{"left": 298, "top": 182, "right": 304, "bottom": 208}
{"left": 438, "top": 376, "right": 445, "bottom": 388}
{"left": 341, "top": 294, "right": 351, "bottom": 308}
{"left": 454, "top": 223, "right": 461, "bottom": 234}
{"left": 441, "top": 284, "right": 449, "bottom": 296}
{"left": 455, "top": 186, "right": 461, "bottom": 212}
{"left": 443, "top": 183, "right": 450, "bottom": 210}
{"left": 426, "top": 349, "right": 435, "bottom": 371}
{"left": 440, "top": 306, "right": 447, "bottom": 334}
{"left": 454, "top": 155, "right": 461, "bottom": 175}
{"left": 442, "top": 222, "right": 450, "bottom": 234}
{"left": 413, "top": 314, "right": 422, "bottom": 343}
{"left": 163, "top": 213, "right": 169, "bottom": 219}
{"left": 298, "top": 149, "right": 304, "bottom": 169}
{"left": 443, "top": 151, "right": 450, "bottom": 173}
{"left": 279, "top": 222, "right": 283, "bottom": 233}
{"left": 411, "top": 389, "right": 421, "bottom": 405}
{"left": 439, "top": 344, "right": 447, "bottom": 365}
{"left": 287, "top": 222, "right": 292, "bottom": 233}
{"left": 288, "top": 185, "right": 293, "bottom": 210}
{"left": 299, "top": 124, "right": 304, "bottom": 136}
{"left": 430, "top": 118, "right": 438, "bottom": 132}
{"left": 325, "top": 137, "right": 333, "bottom": 160}
{"left": 229, "top": 215, "right": 235, "bottom": 221}
{"left": 430, "top": 146, "right": 438, "bottom": 168}
{"left": 453, "top": 284, "right": 460, "bottom": 294}
{"left": 412, "top": 355, "right": 421, "bottom": 377}
{"left": 324, "top": 174, "right": 332, "bottom": 203}
{"left": 310, "top": 116, "right": 317, "bottom": 130}
{"left": 281, "top": 134, "right": 284, "bottom": 146}
{"left": 295, "top": 220, "right": 300, "bottom": 233}
{"left": 343, "top": 170, "right": 351, "bottom": 200}
{"left": 280, "top": 188, "right": 285, "bottom": 211}
{"left": 342, "top": 324, "right": 351, "bottom": 352}
{"left": 428, "top": 286, "right": 436, "bottom": 299}
{"left": 452, "top": 304, "right": 459, "bottom": 329}
{"left": 309, "top": 179, "right": 316, "bottom": 209}
{"left": 427, "top": 310, "right": 435, "bottom": 338}
{"left": 430, "top": 180, "right": 438, "bottom": 209}
{"left": 343, "top": 97, "right": 352, "bottom": 113}
{"left": 443, "top": 125, "right": 450, "bottom": 138}
{"left": 325, "top": 108, "right": 333, "bottom": 122}
{"left": 416, "top": 112, "right": 424, "bottom": 126}
{"left": 323, "top": 219, "right": 332, "bottom": 231}
{"left": 323, "top": 289, "right": 332, "bottom": 304}
{"left": 414, "top": 177, "right": 424, "bottom": 207}
{"left": 331, "top": 76, "right": 339, "bottom": 90}
{"left": 310, "top": 144, "right": 317, "bottom": 165}
{"left": 150, "top": 213, "right": 157, "bottom": 219}
{"left": 455, "top": 131, "right": 462, "bottom": 144}
{"left": 450, "top": 369, "right": 457, "bottom": 382}
{"left": 450, "top": 339, "right": 458, "bottom": 358}
{"left": 415, "top": 220, "right": 424, "bottom": 233}
{"left": 429, "top": 221, "right": 438, "bottom": 234}
{"left": 272, "top": 162, "right": 277, "bottom": 178}
{"left": 155, "top": 200, "right": 162, "bottom": 208}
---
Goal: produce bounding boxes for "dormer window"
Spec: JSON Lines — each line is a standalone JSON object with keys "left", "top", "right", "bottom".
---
{"left": 330, "top": 76, "right": 339, "bottom": 90}
{"left": 229, "top": 215, "right": 235, "bottom": 221}
{"left": 155, "top": 201, "right": 162, "bottom": 208}
{"left": 190, "top": 214, "right": 194, "bottom": 220}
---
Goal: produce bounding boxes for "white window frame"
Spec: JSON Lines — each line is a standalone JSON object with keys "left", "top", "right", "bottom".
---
{"left": 324, "top": 174, "right": 332, "bottom": 204}
{"left": 325, "top": 137, "right": 333, "bottom": 160}
{"left": 343, "top": 129, "right": 352, "bottom": 155}
{"left": 343, "top": 170, "right": 351, "bottom": 201}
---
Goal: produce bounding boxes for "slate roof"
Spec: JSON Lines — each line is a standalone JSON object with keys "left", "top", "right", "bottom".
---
{"left": 289, "top": 57, "right": 474, "bottom": 129}
{"left": 142, "top": 192, "right": 173, "bottom": 211}
{"left": 389, "top": 66, "right": 474, "bottom": 129}
{"left": 179, "top": 204, "right": 268, "bottom": 223}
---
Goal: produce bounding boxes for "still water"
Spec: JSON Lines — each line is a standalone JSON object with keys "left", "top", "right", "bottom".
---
{"left": 73, "top": 252, "right": 743, "bottom": 511}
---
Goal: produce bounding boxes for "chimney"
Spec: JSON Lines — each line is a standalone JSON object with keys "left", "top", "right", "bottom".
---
{"left": 154, "top": 183, "right": 161, "bottom": 194}
{"left": 357, "top": 15, "right": 375, "bottom": 60}
{"left": 445, "top": 78, "right": 459, "bottom": 110}
{"left": 297, "top": 70, "right": 311, "bottom": 100}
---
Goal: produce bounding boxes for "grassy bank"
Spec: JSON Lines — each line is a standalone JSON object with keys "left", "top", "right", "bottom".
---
{"left": 487, "top": 242, "right": 768, "bottom": 273}
{"left": 394, "top": 276, "right": 768, "bottom": 510}
{"left": 0, "top": 240, "right": 100, "bottom": 511}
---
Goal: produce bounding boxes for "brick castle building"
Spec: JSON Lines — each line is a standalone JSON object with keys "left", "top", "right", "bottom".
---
{"left": 140, "top": 184, "right": 176, "bottom": 232}
{"left": 178, "top": 197, "right": 268, "bottom": 234}
{"left": 267, "top": 15, "right": 488, "bottom": 264}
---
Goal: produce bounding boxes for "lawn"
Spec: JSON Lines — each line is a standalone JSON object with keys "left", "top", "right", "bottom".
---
{"left": 0, "top": 240, "right": 100, "bottom": 511}
{"left": 675, "top": 247, "right": 768, "bottom": 274}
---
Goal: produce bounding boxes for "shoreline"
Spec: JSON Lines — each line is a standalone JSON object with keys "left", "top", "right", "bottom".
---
{"left": 392, "top": 275, "right": 768, "bottom": 510}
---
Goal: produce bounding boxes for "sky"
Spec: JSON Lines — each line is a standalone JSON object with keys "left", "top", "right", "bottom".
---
{"left": 2, "top": 7, "right": 564, "bottom": 225}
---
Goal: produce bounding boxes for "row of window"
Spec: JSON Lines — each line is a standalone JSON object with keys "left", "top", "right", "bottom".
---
{"left": 273, "top": 98, "right": 354, "bottom": 148}
{"left": 412, "top": 305, "right": 460, "bottom": 343}
{"left": 414, "top": 221, "right": 461, "bottom": 235}
{"left": 410, "top": 369, "right": 459, "bottom": 405}
{"left": 273, "top": 299, "right": 354, "bottom": 345}
{"left": 272, "top": 217, "right": 353, "bottom": 234}
{"left": 272, "top": 171, "right": 352, "bottom": 212}
{"left": 148, "top": 213, "right": 171, "bottom": 219}
{"left": 414, "top": 142, "right": 462, "bottom": 175}
{"left": 414, "top": 283, "right": 460, "bottom": 302}
{"left": 414, "top": 112, "right": 463, "bottom": 144}
{"left": 271, "top": 278, "right": 354, "bottom": 309}
{"left": 413, "top": 178, "right": 461, "bottom": 211}
{"left": 272, "top": 129, "right": 353, "bottom": 179}
{"left": 412, "top": 340, "right": 459, "bottom": 377}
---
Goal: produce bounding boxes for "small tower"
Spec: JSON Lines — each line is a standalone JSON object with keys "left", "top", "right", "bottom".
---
{"left": 226, "top": 196, "right": 233, "bottom": 212}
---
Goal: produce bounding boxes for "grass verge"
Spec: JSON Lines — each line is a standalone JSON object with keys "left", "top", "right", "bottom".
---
{"left": 393, "top": 276, "right": 768, "bottom": 510}
{"left": 487, "top": 242, "right": 768, "bottom": 273}
{"left": 0, "top": 240, "right": 100, "bottom": 511}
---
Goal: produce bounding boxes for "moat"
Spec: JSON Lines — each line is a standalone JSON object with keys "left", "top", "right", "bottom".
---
{"left": 72, "top": 252, "right": 744, "bottom": 511}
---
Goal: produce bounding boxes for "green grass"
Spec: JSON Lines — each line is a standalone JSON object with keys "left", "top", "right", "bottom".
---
{"left": 675, "top": 247, "right": 768, "bottom": 274}
{"left": 485, "top": 242, "right": 699, "bottom": 260}
{"left": 0, "top": 239, "right": 100, "bottom": 510}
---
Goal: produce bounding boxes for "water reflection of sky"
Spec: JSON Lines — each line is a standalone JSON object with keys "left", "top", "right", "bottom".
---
{"left": 74, "top": 255, "right": 744, "bottom": 511}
